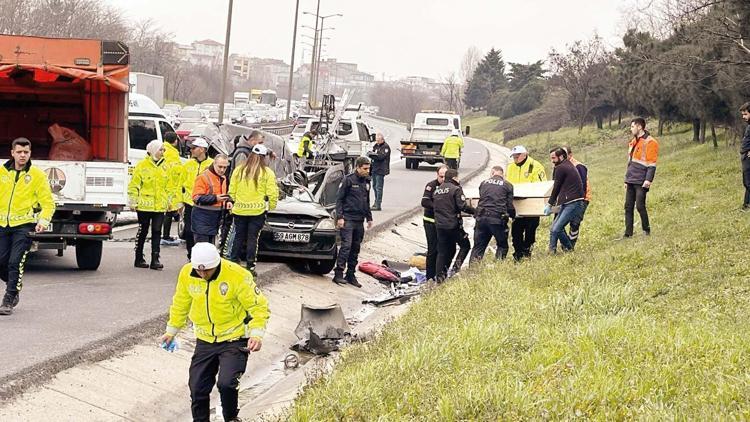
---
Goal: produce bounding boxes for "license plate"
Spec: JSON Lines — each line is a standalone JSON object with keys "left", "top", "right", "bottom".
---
{"left": 273, "top": 231, "right": 310, "bottom": 243}
{"left": 423, "top": 151, "right": 437, "bottom": 155}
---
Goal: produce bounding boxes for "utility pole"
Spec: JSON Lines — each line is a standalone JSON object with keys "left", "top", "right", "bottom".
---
{"left": 307, "top": 0, "right": 321, "bottom": 109}
{"left": 218, "top": 0, "right": 234, "bottom": 124}
{"left": 285, "top": 0, "right": 300, "bottom": 121}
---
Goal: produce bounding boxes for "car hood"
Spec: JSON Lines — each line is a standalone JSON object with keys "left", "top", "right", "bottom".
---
{"left": 269, "top": 198, "right": 331, "bottom": 219}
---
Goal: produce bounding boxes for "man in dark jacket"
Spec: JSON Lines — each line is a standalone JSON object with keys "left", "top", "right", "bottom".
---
{"left": 545, "top": 147, "right": 584, "bottom": 253}
{"left": 333, "top": 157, "right": 373, "bottom": 287}
{"left": 421, "top": 165, "right": 448, "bottom": 281}
{"left": 433, "top": 169, "right": 474, "bottom": 282}
{"left": 740, "top": 102, "right": 750, "bottom": 211}
{"left": 469, "top": 166, "right": 515, "bottom": 262}
{"left": 368, "top": 133, "right": 390, "bottom": 211}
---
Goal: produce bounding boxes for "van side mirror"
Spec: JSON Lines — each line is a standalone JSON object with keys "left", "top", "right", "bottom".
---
{"left": 369, "top": 133, "right": 376, "bottom": 142}
{"left": 465, "top": 126, "right": 471, "bottom": 136}
{"left": 406, "top": 124, "right": 412, "bottom": 132}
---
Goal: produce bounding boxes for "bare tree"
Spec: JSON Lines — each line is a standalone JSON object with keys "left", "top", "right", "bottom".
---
{"left": 549, "top": 35, "right": 613, "bottom": 131}
{"left": 460, "top": 46, "right": 483, "bottom": 83}
{"left": 439, "top": 72, "right": 463, "bottom": 114}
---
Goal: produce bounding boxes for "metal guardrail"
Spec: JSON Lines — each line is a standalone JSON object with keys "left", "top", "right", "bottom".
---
{"left": 251, "top": 121, "right": 296, "bottom": 136}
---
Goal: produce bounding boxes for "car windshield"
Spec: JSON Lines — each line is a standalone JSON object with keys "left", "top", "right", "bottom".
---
{"left": 179, "top": 109, "right": 202, "bottom": 119}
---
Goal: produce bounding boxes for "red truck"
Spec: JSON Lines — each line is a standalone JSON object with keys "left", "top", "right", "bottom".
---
{"left": 0, "top": 35, "right": 130, "bottom": 270}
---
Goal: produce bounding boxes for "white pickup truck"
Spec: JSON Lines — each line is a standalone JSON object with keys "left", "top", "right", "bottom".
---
{"left": 401, "top": 110, "right": 470, "bottom": 170}
{"left": 0, "top": 34, "right": 132, "bottom": 270}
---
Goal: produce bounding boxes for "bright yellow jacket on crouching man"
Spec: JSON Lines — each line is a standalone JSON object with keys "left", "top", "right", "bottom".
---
{"left": 166, "top": 259, "right": 270, "bottom": 342}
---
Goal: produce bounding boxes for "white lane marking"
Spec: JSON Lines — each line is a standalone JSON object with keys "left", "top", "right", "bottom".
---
{"left": 113, "top": 223, "right": 139, "bottom": 233}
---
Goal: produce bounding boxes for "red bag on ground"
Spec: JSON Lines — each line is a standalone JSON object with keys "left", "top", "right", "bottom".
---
{"left": 357, "top": 261, "right": 400, "bottom": 282}
{"left": 48, "top": 124, "right": 93, "bottom": 161}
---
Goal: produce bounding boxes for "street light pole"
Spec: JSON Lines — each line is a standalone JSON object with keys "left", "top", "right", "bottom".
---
{"left": 312, "top": 14, "right": 342, "bottom": 104}
{"left": 285, "top": 0, "right": 300, "bottom": 121}
{"left": 218, "top": 0, "right": 234, "bottom": 124}
{"left": 307, "top": 0, "right": 321, "bottom": 109}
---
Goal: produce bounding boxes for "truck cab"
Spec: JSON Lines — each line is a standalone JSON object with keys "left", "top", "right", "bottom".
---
{"left": 0, "top": 35, "right": 132, "bottom": 270}
{"left": 401, "top": 110, "right": 470, "bottom": 170}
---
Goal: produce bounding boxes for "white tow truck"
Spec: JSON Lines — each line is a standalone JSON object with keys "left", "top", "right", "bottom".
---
{"left": 401, "top": 110, "right": 470, "bottom": 170}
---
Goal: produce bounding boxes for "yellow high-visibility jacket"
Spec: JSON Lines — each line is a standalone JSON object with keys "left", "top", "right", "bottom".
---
{"left": 163, "top": 142, "right": 184, "bottom": 211}
{"left": 229, "top": 166, "right": 279, "bottom": 216}
{"left": 128, "top": 157, "right": 170, "bottom": 212}
{"left": 440, "top": 135, "right": 464, "bottom": 159}
{"left": 506, "top": 157, "right": 547, "bottom": 184}
{"left": 0, "top": 160, "right": 55, "bottom": 228}
{"left": 297, "top": 134, "right": 313, "bottom": 157}
{"left": 166, "top": 260, "right": 270, "bottom": 343}
{"left": 181, "top": 157, "right": 213, "bottom": 206}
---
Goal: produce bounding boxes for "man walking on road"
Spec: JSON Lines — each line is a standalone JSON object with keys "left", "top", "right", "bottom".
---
{"left": 161, "top": 243, "right": 269, "bottom": 422}
{"left": 623, "top": 117, "right": 659, "bottom": 238}
{"left": 368, "top": 132, "right": 390, "bottom": 211}
{"left": 0, "top": 138, "right": 55, "bottom": 315}
{"left": 421, "top": 165, "right": 448, "bottom": 281}
{"left": 506, "top": 145, "right": 547, "bottom": 261}
{"left": 469, "top": 166, "right": 515, "bottom": 262}
{"left": 441, "top": 129, "right": 464, "bottom": 170}
{"left": 563, "top": 146, "right": 591, "bottom": 247}
{"left": 333, "top": 157, "right": 373, "bottom": 288}
{"left": 433, "top": 169, "right": 474, "bottom": 282}
{"left": 546, "top": 147, "right": 584, "bottom": 253}
{"left": 739, "top": 103, "right": 750, "bottom": 211}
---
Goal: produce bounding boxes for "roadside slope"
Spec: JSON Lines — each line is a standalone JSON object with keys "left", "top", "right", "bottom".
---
{"left": 289, "top": 124, "right": 750, "bottom": 420}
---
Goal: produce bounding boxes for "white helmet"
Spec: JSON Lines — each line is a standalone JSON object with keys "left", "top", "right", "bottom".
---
{"left": 451, "top": 129, "right": 461, "bottom": 136}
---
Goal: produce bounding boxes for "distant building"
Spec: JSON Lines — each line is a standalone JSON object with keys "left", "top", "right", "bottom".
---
{"left": 177, "top": 39, "right": 225, "bottom": 68}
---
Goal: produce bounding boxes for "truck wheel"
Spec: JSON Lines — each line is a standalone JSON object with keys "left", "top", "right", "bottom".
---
{"left": 307, "top": 258, "right": 337, "bottom": 275}
{"left": 76, "top": 239, "right": 103, "bottom": 270}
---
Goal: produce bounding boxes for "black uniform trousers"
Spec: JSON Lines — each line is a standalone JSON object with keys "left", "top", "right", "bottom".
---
{"left": 423, "top": 220, "right": 438, "bottom": 280}
{"left": 230, "top": 214, "right": 266, "bottom": 270}
{"left": 336, "top": 220, "right": 365, "bottom": 276}
{"left": 624, "top": 183, "right": 650, "bottom": 236}
{"left": 135, "top": 211, "right": 164, "bottom": 257}
{"left": 189, "top": 338, "right": 249, "bottom": 422}
{"left": 568, "top": 200, "right": 589, "bottom": 247}
{"left": 445, "top": 158, "right": 458, "bottom": 170}
{"left": 436, "top": 227, "right": 470, "bottom": 281}
{"left": 183, "top": 205, "right": 195, "bottom": 259}
{"left": 511, "top": 217, "right": 539, "bottom": 260}
{"left": 470, "top": 218, "right": 509, "bottom": 262}
{"left": 0, "top": 223, "right": 34, "bottom": 297}
{"left": 742, "top": 157, "right": 750, "bottom": 206}
{"left": 162, "top": 210, "right": 178, "bottom": 239}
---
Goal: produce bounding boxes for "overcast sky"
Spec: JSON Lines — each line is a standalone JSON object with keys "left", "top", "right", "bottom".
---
{"left": 107, "top": 0, "right": 631, "bottom": 80}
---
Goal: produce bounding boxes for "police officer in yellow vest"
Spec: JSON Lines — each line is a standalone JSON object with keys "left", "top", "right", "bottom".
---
{"left": 0, "top": 138, "right": 55, "bottom": 315}
{"left": 506, "top": 145, "right": 547, "bottom": 261}
{"left": 229, "top": 144, "right": 279, "bottom": 275}
{"left": 128, "top": 140, "right": 170, "bottom": 270}
{"left": 440, "top": 129, "right": 464, "bottom": 169}
{"left": 162, "top": 131, "right": 184, "bottom": 246}
{"left": 296, "top": 128, "right": 318, "bottom": 162}
{"left": 181, "top": 138, "right": 214, "bottom": 259}
{"left": 161, "top": 242, "right": 270, "bottom": 422}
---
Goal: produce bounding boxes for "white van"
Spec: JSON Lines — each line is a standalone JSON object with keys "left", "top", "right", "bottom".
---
{"left": 128, "top": 93, "right": 183, "bottom": 169}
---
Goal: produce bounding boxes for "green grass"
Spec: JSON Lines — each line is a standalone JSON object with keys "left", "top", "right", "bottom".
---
{"left": 289, "top": 122, "right": 750, "bottom": 420}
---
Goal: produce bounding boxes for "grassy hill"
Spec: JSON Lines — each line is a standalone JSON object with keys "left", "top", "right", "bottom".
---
{"left": 289, "top": 122, "right": 750, "bottom": 420}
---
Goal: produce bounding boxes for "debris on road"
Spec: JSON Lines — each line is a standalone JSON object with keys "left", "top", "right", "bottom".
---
{"left": 291, "top": 304, "right": 351, "bottom": 356}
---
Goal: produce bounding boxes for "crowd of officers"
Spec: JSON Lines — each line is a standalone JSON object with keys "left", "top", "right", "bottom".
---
{"left": 421, "top": 117, "right": 659, "bottom": 282}
{"left": 127, "top": 130, "right": 278, "bottom": 276}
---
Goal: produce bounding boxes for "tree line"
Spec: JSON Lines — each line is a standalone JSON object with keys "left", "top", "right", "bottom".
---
{"left": 463, "top": 0, "right": 750, "bottom": 146}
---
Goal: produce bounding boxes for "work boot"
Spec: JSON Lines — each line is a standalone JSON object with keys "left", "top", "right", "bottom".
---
{"left": 149, "top": 253, "right": 163, "bottom": 270}
{"left": 11, "top": 293, "right": 19, "bottom": 308}
{"left": 0, "top": 294, "right": 14, "bottom": 316}
{"left": 345, "top": 273, "right": 362, "bottom": 288}
{"left": 332, "top": 269, "right": 347, "bottom": 285}
{"left": 247, "top": 266, "right": 258, "bottom": 279}
{"left": 134, "top": 255, "right": 149, "bottom": 268}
